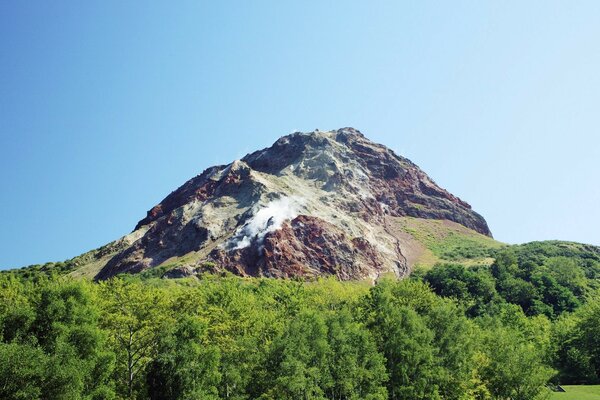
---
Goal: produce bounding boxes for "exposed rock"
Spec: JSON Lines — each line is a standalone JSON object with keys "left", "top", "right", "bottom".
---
{"left": 96, "top": 128, "right": 491, "bottom": 280}
{"left": 259, "top": 215, "right": 396, "bottom": 280}
{"left": 162, "top": 266, "right": 196, "bottom": 279}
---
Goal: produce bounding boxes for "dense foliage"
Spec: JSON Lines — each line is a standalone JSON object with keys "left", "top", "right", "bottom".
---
{"left": 1, "top": 241, "right": 599, "bottom": 399}
{"left": 419, "top": 242, "right": 600, "bottom": 319}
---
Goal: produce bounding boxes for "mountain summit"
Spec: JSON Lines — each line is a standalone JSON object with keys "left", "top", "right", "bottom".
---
{"left": 95, "top": 128, "right": 491, "bottom": 280}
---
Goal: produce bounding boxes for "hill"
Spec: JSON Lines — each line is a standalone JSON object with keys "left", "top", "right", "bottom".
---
{"left": 8, "top": 128, "right": 500, "bottom": 281}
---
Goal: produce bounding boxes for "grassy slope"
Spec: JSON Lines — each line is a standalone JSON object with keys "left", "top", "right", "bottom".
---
{"left": 394, "top": 217, "right": 506, "bottom": 270}
{"left": 0, "top": 240, "right": 126, "bottom": 280}
{"left": 1, "top": 228, "right": 149, "bottom": 280}
{"left": 550, "top": 386, "right": 600, "bottom": 400}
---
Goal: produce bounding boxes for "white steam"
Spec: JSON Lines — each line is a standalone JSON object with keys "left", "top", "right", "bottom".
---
{"left": 228, "top": 197, "right": 303, "bottom": 251}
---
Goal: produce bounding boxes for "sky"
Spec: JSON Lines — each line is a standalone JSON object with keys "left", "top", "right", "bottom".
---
{"left": 1, "top": 1, "right": 599, "bottom": 268}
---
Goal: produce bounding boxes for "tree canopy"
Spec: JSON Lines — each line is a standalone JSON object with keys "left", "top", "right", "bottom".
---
{"left": 1, "top": 244, "right": 599, "bottom": 399}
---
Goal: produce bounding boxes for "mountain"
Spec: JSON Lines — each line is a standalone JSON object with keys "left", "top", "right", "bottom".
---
{"left": 55, "top": 127, "right": 495, "bottom": 281}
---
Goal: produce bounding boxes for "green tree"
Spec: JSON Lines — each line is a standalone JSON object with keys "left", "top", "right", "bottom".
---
{"left": 545, "top": 257, "right": 588, "bottom": 296}
{"left": 0, "top": 278, "right": 115, "bottom": 399}
{"left": 194, "top": 278, "right": 283, "bottom": 399}
{"left": 576, "top": 294, "right": 600, "bottom": 380}
{"left": 478, "top": 305, "right": 554, "bottom": 400}
{"left": 146, "top": 316, "right": 221, "bottom": 399}
{"left": 363, "top": 281, "right": 440, "bottom": 400}
{"left": 552, "top": 312, "right": 597, "bottom": 384}
{"left": 0, "top": 342, "right": 48, "bottom": 400}
{"left": 263, "top": 311, "right": 332, "bottom": 400}
{"left": 100, "top": 279, "right": 171, "bottom": 399}
{"left": 422, "top": 264, "right": 498, "bottom": 316}
{"left": 424, "top": 301, "right": 479, "bottom": 399}
{"left": 0, "top": 276, "right": 35, "bottom": 343}
{"left": 325, "top": 309, "right": 387, "bottom": 400}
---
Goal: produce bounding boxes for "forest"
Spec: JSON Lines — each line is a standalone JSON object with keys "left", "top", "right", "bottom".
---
{"left": 1, "top": 242, "right": 599, "bottom": 400}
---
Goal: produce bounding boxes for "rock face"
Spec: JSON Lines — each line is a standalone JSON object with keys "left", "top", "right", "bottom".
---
{"left": 96, "top": 128, "right": 491, "bottom": 281}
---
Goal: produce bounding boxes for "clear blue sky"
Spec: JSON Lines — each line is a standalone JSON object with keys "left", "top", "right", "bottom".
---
{"left": 1, "top": 1, "right": 599, "bottom": 268}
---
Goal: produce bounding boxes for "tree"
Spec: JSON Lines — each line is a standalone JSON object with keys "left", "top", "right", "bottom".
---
{"left": 552, "top": 312, "right": 597, "bottom": 384}
{"left": 99, "top": 279, "right": 171, "bottom": 399}
{"left": 147, "top": 316, "right": 221, "bottom": 399}
{"left": 325, "top": 309, "right": 387, "bottom": 400}
{"left": 363, "top": 281, "right": 441, "bottom": 400}
{"left": 192, "top": 278, "right": 284, "bottom": 399}
{"left": 0, "top": 278, "right": 116, "bottom": 399}
{"left": 0, "top": 275, "right": 35, "bottom": 343}
{"left": 422, "top": 264, "right": 498, "bottom": 316}
{"left": 478, "top": 305, "right": 554, "bottom": 400}
{"left": 575, "top": 294, "right": 600, "bottom": 380}
{"left": 545, "top": 257, "right": 587, "bottom": 295}
{"left": 0, "top": 342, "right": 48, "bottom": 400}
{"left": 263, "top": 310, "right": 332, "bottom": 400}
{"left": 424, "top": 301, "right": 479, "bottom": 400}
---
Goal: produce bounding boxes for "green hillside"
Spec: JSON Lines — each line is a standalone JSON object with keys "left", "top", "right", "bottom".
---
{"left": 395, "top": 216, "right": 506, "bottom": 269}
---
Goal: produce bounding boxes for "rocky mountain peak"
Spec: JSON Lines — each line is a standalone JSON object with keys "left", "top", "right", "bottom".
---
{"left": 96, "top": 128, "right": 491, "bottom": 280}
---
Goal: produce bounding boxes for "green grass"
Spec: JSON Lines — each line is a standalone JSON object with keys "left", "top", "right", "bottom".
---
{"left": 550, "top": 385, "right": 600, "bottom": 400}
{"left": 397, "top": 217, "right": 506, "bottom": 269}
